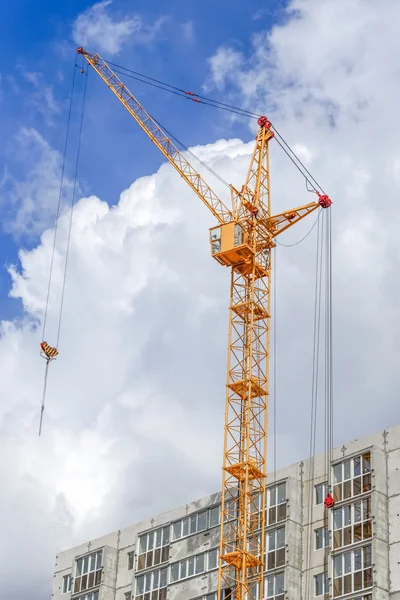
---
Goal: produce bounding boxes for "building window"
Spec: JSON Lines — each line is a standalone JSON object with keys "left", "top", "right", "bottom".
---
{"left": 315, "top": 572, "right": 329, "bottom": 596}
{"left": 62, "top": 574, "right": 72, "bottom": 593}
{"left": 315, "top": 482, "right": 328, "bottom": 505}
{"left": 170, "top": 548, "right": 218, "bottom": 583}
{"left": 267, "top": 483, "right": 286, "bottom": 526}
{"left": 172, "top": 506, "right": 220, "bottom": 540}
{"left": 138, "top": 526, "right": 170, "bottom": 571}
{"left": 75, "top": 593, "right": 99, "bottom": 600}
{"left": 266, "top": 527, "right": 285, "bottom": 570}
{"left": 125, "top": 594, "right": 132, "bottom": 600}
{"left": 135, "top": 567, "right": 167, "bottom": 600}
{"left": 333, "top": 452, "right": 371, "bottom": 502}
{"left": 333, "top": 544, "right": 372, "bottom": 597}
{"left": 333, "top": 497, "right": 372, "bottom": 549}
{"left": 265, "top": 572, "right": 284, "bottom": 600}
{"left": 128, "top": 551, "right": 135, "bottom": 571}
{"left": 315, "top": 527, "right": 330, "bottom": 550}
{"left": 74, "top": 551, "right": 102, "bottom": 594}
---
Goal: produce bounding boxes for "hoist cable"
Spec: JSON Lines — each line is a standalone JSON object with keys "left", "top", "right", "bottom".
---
{"left": 38, "top": 359, "right": 51, "bottom": 436}
{"left": 305, "top": 209, "right": 324, "bottom": 595}
{"left": 56, "top": 66, "right": 88, "bottom": 348}
{"left": 276, "top": 209, "right": 322, "bottom": 248}
{"left": 42, "top": 63, "right": 77, "bottom": 342}
{"left": 105, "top": 60, "right": 328, "bottom": 195}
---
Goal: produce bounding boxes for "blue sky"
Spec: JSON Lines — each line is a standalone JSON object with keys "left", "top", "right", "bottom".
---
{"left": 0, "top": 0, "right": 289, "bottom": 321}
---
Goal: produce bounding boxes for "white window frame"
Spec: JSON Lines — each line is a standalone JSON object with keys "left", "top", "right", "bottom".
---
{"left": 332, "top": 497, "right": 372, "bottom": 550}
{"left": 315, "top": 482, "right": 328, "bottom": 505}
{"left": 314, "top": 572, "right": 329, "bottom": 596}
{"left": 169, "top": 548, "right": 219, "bottom": 583}
{"left": 62, "top": 574, "right": 72, "bottom": 593}
{"left": 333, "top": 544, "right": 373, "bottom": 597}
{"left": 266, "top": 526, "right": 285, "bottom": 570}
{"left": 265, "top": 572, "right": 284, "bottom": 600}
{"left": 74, "top": 551, "right": 102, "bottom": 594}
{"left": 172, "top": 506, "right": 221, "bottom": 541}
{"left": 315, "top": 526, "right": 330, "bottom": 550}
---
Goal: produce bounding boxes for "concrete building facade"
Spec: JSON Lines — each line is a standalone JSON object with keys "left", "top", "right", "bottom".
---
{"left": 52, "top": 424, "right": 400, "bottom": 600}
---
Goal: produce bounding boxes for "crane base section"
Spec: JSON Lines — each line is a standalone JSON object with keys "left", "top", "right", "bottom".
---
{"left": 224, "top": 460, "right": 264, "bottom": 481}
{"left": 222, "top": 551, "right": 262, "bottom": 570}
{"left": 227, "top": 377, "right": 266, "bottom": 400}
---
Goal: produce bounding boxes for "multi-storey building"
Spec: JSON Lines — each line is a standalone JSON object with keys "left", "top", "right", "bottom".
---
{"left": 52, "top": 424, "right": 400, "bottom": 600}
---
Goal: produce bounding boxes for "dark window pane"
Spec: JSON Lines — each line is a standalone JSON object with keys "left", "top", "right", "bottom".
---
{"left": 210, "top": 507, "right": 220, "bottom": 528}
{"left": 180, "top": 560, "right": 186, "bottom": 579}
{"left": 363, "top": 473, "right": 371, "bottom": 492}
{"left": 354, "top": 571, "right": 362, "bottom": 591}
{"left": 154, "top": 549, "right": 161, "bottom": 565}
{"left": 182, "top": 518, "right": 189, "bottom": 537}
{"left": 277, "top": 503, "right": 286, "bottom": 522}
{"left": 343, "top": 480, "right": 352, "bottom": 499}
{"left": 95, "top": 570, "right": 101, "bottom": 585}
{"left": 353, "top": 477, "right": 362, "bottom": 496}
{"left": 334, "top": 484, "right": 342, "bottom": 502}
{"left": 364, "top": 545, "right": 372, "bottom": 567}
{"left": 277, "top": 483, "right": 286, "bottom": 504}
{"left": 88, "top": 572, "right": 94, "bottom": 588}
{"left": 276, "top": 573, "right": 284, "bottom": 594}
{"left": 195, "top": 554, "right": 205, "bottom": 574}
{"left": 354, "top": 457, "right": 361, "bottom": 476}
{"left": 343, "top": 574, "right": 352, "bottom": 595}
{"left": 170, "top": 564, "right": 179, "bottom": 582}
{"left": 333, "top": 509, "right": 342, "bottom": 530}
{"left": 343, "top": 527, "right": 352, "bottom": 546}
{"left": 163, "top": 527, "right": 169, "bottom": 545}
{"left": 364, "top": 567, "right": 373, "bottom": 587}
{"left": 333, "top": 530, "right": 342, "bottom": 549}
{"left": 188, "top": 557, "right": 194, "bottom": 577}
{"left": 146, "top": 553, "right": 153, "bottom": 569}
{"left": 151, "top": 591, "right": 158, "bottom": 600}
{"left": 161, "top": 546, "right": 169, "bottom": 563}
{"left": 334, "top": 464, "right": 342, "bottom": 483}
{"left": 344, "top": 460, "right": 351, "bottom": 480}
{"left": 138, "top": 555, "right": 146, "bottom": 571}
{"left": 363, "top": 521, "right": 372, "bottom": 539}
{"left": 81, "top": 574, "right": 88, "bottom": 590}
{"left": 354, "top": 524, "right": 362, "bottom": 542}
{"left": 159, "top": 590, "right": 167, "bottom": 600}
{"left": 269, "top": 507, "right": 276, "bottom": 525}
{"left": 267, "top": 552, "right": 275, "bottom": 570}
{"left": 333, "top": 578, "right": 342, "bottom": 598}
{"left": 276, "top": 548, "right": 285, "bottom": 567}
{"left": 74, "top": 577, "right": 81, "bottom": 593}
{"left": 156, "top": 530, "right": 162, "bottom": 548}
{"left": 160, "top": 569, "right": 167, "bottom": 587}
{"left": 198, "top": 511, "right": 207, "bottom": 531}
{"left": 363, "top": 452, "right": 371, "bottom": 473}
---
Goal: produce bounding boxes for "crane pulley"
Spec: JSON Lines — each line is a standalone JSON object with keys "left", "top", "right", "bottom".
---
{"left": 76, "top": 47, "right": 332, "bottom": 600}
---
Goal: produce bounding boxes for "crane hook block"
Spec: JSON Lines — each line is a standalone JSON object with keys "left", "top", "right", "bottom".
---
{"left": 324, "top": 493, "right": 335, "bottom": 509}
{"left": 40, "top": 341, "right": 59, "bottom": 360}
{"left": 317, "top": 193, "right": 332, "bottom": 209}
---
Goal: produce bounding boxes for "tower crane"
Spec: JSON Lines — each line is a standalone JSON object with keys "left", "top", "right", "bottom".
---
{"left": 77, "top": 48, "right": 331, "bottom": 600}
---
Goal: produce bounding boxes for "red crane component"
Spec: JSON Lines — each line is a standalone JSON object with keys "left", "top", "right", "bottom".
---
{"left": 317, "top": 193, "right": 332, "bottom": 208}
{"left": 324, "top": 493, "right": 335, "bottom": 509}
{"left": 257, "top": 115, "right": 272, "bottom": 129}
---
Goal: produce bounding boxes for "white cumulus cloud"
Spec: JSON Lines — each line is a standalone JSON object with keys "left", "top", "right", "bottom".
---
{"left": 72, "top": 0, "right": 166, "bottom": 56}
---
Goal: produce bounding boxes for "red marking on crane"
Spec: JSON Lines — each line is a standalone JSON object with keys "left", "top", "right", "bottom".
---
{"left": 317, "top": 193, "right": 332, "bottom": 208}
{"left": 185, "top": 91, "right": 195, "bottom": 96}
{"left": 257, "top": 116, "right": 272, "bottom": 129}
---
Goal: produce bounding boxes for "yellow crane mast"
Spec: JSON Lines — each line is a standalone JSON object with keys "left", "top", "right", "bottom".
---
{"left": 77, "top": 48, "right": 331, "bottom": 600}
